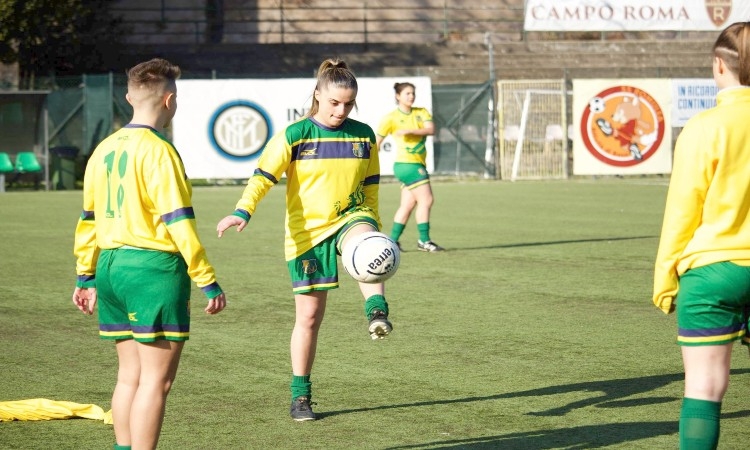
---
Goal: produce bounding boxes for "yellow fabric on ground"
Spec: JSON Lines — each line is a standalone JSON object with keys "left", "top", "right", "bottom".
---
{"left": 0, "top": 398, "right": 113, "bottom": 424}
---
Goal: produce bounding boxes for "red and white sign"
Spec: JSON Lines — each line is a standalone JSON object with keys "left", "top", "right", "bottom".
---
{"left": 525, "top": 0, "right": 748, "bottom": 31}
{"left": 573, "top": 79, "right": 672, "bottom": 175}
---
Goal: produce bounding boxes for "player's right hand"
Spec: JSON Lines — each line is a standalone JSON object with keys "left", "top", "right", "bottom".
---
{"left": 72, "top": 287, "right": 97, "bottom": 315}
{"left": 216, "top": 215, "right": 247, "bottom": 237}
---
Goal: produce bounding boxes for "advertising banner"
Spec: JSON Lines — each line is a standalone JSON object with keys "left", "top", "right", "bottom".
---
{"left": 172, "top": 77, "right": 433, "bottom": 179}
{"left": 671, "top": 78, "right": 718, "bottom": 127}
{"left": 573, "top": 79, "right": 672, "bottom": 175}
{"left": 525, "top": 0, "right": 748, "bottom": 31}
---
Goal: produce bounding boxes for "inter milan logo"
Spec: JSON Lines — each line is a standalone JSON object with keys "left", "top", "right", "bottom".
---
{"left": 301, "top": 259, "right": 318, "bottom": 275}
{"left": 580, "top": 86, "right": 665, "bottom": 167}
{"left": 209, "top": 101, "right": 272, "bottom": 161}
{"left": 705, "top": 0, "right": 732, "bottom": 27}
{"left": 351, "top": 142, "right": 365, "bottom": 158}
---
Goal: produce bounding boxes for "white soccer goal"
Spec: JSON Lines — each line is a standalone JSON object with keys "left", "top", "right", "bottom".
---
{"left": 497, "top": 80, "right": 569, "bottom": 180}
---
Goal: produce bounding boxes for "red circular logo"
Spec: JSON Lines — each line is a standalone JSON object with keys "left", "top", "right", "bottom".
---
{"left": 580, "top": 85, "right": 665, "bottom": 167}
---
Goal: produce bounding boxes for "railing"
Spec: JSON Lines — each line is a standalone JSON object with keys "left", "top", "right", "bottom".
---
{"left": 109, "top": 0, "right": 525, "bottom": 46}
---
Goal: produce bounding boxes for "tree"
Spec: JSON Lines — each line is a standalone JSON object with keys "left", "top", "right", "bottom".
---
{"left": 0, "top": 0, "right": 127, "bottom": 88}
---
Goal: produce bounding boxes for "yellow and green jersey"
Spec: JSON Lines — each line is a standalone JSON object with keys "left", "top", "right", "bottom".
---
{"left": 233, "top": 117, "right": 381, "bottom": 260}
{"left": 74, "top": 124, "right": 222, "bottom": 299}
{"left": 653, "top": 87, "right": 750, "bottom": 313}
{"left": 376, "top": 107, "right": 432, "bottom": 165}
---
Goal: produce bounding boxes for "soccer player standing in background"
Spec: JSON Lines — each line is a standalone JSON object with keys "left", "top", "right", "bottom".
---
{"left": 653, "top": 21, "right": 750, "bottom": 450}
{"left": 216, "top": 58, "right": 393, "bottom": 422}
{"left": 72, "top": 58, "right": 227, "bottom": 450}
{"left": 376, "top": 82, "right": 444, "bottom": 252}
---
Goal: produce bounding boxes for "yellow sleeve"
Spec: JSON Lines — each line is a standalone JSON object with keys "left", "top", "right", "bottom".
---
{"left": 145, "top": 152, "right": 222, "bottom": 299}
{"left": 653, "top": 119, "right": 712, "bottom": 313}
{"left": 364, "top": 136, "right": 382, "bottom": 229}
{"left": 234, "top": 131, "right": 291, "bottom": 217}
{"left": 376, "top": 112, "right": 393, "bottom": 138}
{"left": 73, "top": 154, "right": 100, "bottom": 288}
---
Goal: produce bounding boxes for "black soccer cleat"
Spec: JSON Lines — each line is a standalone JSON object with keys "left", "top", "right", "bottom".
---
{"left": 290, "top": 396, "right": 316, "bottom": 421}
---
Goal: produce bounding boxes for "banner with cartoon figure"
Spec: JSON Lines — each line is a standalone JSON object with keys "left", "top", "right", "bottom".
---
{"left": 573, "top": 79, "right": 672, "bottom": 175}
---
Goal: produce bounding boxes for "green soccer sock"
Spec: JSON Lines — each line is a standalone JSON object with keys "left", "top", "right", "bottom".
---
{"left": 290, "top": 374, "right": 312, "bottom": 401}
{"left": 679, "top": 397, "right": 721, "bottom": 450}
{"left": 417, "top": 222, "right": 430, "bottom": 242}
{"left": 391, "top": 222, "right": 406, "bottom": 242}
{"left": 364, "top": 294, "right": 389, "bottom": 318}
{"left": 114, "top": 445, "right": 132, "bottom": 450}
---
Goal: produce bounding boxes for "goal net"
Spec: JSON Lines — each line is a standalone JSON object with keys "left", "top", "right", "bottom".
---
{"left": 497, "top": 80, "right": 568, "bottom": 180}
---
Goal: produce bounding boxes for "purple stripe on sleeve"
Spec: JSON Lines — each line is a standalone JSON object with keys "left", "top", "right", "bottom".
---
{"left": 253, "top": 168, "right": 278, "bottom": 184}
{"left": 161, "top": 207, "right": 195, "bottom": 225}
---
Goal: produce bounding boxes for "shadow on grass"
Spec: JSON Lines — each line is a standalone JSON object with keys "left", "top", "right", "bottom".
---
{"left": 383, "top": 421, "right": 679, "bottom": 449}
{"left": 444, "top": 235, "right": 658, "bottom": 252}
{"left": 321, "top": 368, "right": 750, "bottom": 416}
{"left": 354, "top": 369, "right": 750, "bottom": 449}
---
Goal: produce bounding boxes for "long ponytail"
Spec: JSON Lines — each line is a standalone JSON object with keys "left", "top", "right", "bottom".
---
{"left": 306, "top": 59, "right": 358, "bottom": 118}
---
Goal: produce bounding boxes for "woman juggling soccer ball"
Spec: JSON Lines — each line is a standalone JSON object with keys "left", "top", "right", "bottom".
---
{"left": 216, "top": 59, "right": 394, "bottom": 422}
{"left": 376, "top": 82, "right": 444, "bottom": 252}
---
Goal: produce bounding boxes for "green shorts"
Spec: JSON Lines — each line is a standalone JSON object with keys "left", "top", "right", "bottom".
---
{"left": 288, "top": 217, "right": 378, "bottom": 294}
{"left": 676, "top": 261, "right": 750, "bottom": 346}
{"left": 393, "top": 162, "right": 430, "bottom": 189}
{"left": 96, "top": 247, "right": 191, "bottom": 342}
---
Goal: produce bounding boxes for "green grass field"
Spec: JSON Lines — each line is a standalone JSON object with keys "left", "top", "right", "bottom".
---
{"left": 1, "top": 179, "right": 749, "bottom": 449}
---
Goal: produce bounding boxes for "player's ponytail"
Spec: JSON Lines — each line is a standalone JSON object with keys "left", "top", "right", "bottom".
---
{"left": 306, "top": 59, "right": 359, "bottom": 118}
{"left": 713, "top": 21, "right": 750, "bottom": 86}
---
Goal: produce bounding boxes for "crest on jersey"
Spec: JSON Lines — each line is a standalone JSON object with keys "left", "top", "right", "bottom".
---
{"left": 579, "top": 85, "right": 665, "bottom": 167}
{"left": 209, "top": 100, "right": 272, "bottom": 161}
{"left": 351, "top": 142, "right": 365, "bottom": 158}
{"left": 705, "top": 0, "right": 732, "bottom": 27}
{"left": 301, "top": 259, "right": 318, "bottom": 275}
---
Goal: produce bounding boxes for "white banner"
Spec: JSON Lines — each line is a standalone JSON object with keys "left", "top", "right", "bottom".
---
{"left": 172, "top": 77, "right": 433, "bottom": 179}
{"left": 671, "top": 78, "right": 718, "bottom": 127}
{"left": 573, "top": 79, "right": 672, "bottom": 175}
{"left": 525, "top": 0, "right": 748, "bottom": 31}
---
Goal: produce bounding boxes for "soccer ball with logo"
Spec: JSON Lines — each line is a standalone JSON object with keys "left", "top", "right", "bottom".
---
{"left": 341, "top": 231, "right": 400, "bottom": 283}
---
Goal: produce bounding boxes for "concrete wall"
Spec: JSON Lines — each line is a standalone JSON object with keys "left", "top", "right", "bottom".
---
{"left": 110, "top": 0, "right": 716, "bottom": 84}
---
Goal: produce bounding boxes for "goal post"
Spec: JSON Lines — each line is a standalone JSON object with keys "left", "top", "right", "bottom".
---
{"left": 497, "top": 80, "right": 568, "bottom": 180}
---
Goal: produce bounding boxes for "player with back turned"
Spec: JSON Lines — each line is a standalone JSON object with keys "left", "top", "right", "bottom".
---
{"left": 653, "top": 21, "right": 750, "bottom": 450}
{"left": 72, "top": 58, "right": 226, "bottom": 450}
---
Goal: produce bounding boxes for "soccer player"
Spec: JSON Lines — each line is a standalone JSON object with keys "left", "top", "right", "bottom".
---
{"left": 72, "top": 58, "right": 227, "bottom": 450}
{"left": 216, "top": 58, "right": 392, "bottom": 422}
{"left": 653, "top": 21, "right": 750, "bottom": 450}
{"left": 376, "top": 82, "right": 444, "bottom": 252}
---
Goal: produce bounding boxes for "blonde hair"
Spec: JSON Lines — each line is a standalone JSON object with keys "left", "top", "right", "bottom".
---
{"left": 306, "top": 59, "right": 358, "bottom": 118}
{"left": 713, "top": 21, "right": 750, "bottom": 86}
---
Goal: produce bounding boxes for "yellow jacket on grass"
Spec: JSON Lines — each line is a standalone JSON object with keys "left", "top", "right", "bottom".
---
{"left": 0, "top": 398, "right": 112, "bottom": 424}
{"left": 653, "top": 87, "right": 750, "bottom": 314}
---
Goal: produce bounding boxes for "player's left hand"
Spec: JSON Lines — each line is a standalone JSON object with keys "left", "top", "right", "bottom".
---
{"left": 72, "top": 287, "right": 97, "bottom": 315}
{"left": 205, "top": 292, "right": 227, "bottom": 315}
